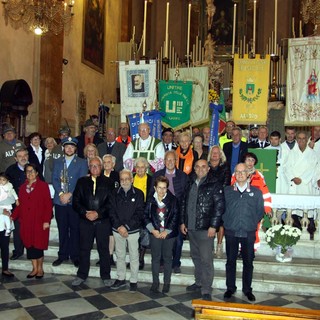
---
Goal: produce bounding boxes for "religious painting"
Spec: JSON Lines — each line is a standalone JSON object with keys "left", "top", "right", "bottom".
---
{"left": 82, "top": 0, "right": 106, "bottom": 73}
{"left": 210, "top": 0, "right": 233, "bottom": 45}
{"left": 126, "top": 69, "right": 149, "bottom": 98}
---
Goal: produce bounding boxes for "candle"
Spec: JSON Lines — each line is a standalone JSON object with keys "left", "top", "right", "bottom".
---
{"left": 132, "top": 25, "right": 135, "bottom": 40}
{"left": 299, "top": 20, "right": 303, "bottom": 37}
{"left": 274, "top": 0, "right": 277, "bottom": 54}
{"left": 187, "top": 3, "right": 191, "bottom": 57}
{"left": 143, "top": 1, "right": 147, "bottom": 56}
{"left": 165, "top": 2, "right": 169, "bottom": 57}
{"left": 253, "top": 0, "right": 256, "bottom": 54}
{"left": 232, "top": 4, "right": 237, "bottom": 55}
{"left": 292, "top": 17, "right": 295, "bottom": 38}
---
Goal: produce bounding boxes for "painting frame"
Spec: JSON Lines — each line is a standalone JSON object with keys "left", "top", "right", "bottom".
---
{"left": 82, "top": 0, "right": 106, "bottom": 74}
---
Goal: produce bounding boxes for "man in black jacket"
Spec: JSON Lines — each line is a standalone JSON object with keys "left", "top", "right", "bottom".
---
{"left": 180, "top": 159, "right": 225, "bottom": 301}
{"left": 71, "top": 156, "right": 114, "bottom": 287}
{"left": 109, "top": 169, "right": 145, "bottom": 292}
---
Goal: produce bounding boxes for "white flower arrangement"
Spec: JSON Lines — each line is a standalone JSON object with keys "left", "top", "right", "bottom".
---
{"left": 265, "top": 224, "right": 302, "bottom": 254}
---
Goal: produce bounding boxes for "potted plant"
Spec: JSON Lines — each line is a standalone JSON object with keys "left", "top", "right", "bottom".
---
{"left": 265, "top": 224, "right": 302, "bottom": 262}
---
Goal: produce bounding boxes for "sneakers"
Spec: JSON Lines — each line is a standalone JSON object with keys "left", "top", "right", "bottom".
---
{"left": 103, "top": 279, "right": 114, "bottom": 287}
{"left": 215, "top": 243, "right": 223, "bottom": 258}
{"left": 72, "top": 277, "right": 85, "bottom": 286}
{"left": 162, "top": 284, "right": 170, "bottom": 293}
{"left": 173, "top": 266, "right": 181, "bottom": 274}
{"left": 186, "top": 283, "right": 201, "bottom": 292}
{"left": 111, "top": 279, "right": 126, "bottom": 289}
{"left": 129, "top": 282, "right": 137, "bottom": 293}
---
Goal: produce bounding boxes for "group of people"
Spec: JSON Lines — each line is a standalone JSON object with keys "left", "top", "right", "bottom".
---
{"left": 0, "top": 117, "right": 318, "bottom": 302}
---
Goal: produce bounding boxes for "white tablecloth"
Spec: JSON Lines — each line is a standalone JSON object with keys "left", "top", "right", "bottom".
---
{"left": 272, "top": 194, "right": 320, "bottom": 210}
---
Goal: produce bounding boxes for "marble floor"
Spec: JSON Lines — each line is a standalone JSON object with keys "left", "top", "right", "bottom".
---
{"left": 0, "top": 270, "right": 319, "bottom": 320}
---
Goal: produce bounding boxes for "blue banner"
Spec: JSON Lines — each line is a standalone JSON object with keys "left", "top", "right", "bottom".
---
{"left": 209, "top": 102, "right": 223, "bottom": 148}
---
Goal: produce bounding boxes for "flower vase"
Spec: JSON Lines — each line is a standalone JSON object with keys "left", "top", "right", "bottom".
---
{"left": 275, "top": 246, "right": 293, "bottom": 262}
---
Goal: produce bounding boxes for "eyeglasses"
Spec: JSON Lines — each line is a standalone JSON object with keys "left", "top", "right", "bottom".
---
{"left": 89, "top": 164, "right": 101, "bottom": 168}
{"left": 26, "top": 169, "right": 36, "bottom": 174}
{"left": 120, "top": 178, "right": 131, "bottom": 182}
{"left": 235, "top": 170, "right": 247, "bottom": 174}
{"left": 139, "top": 128, "right": 149, "bottom": 132}
{"left": 120, "top": 127, "right": 128, "bottom": 130}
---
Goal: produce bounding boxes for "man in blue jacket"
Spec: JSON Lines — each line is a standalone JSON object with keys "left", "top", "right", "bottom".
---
{"left": 223, "top": 163, "right": 264, "bottom": 302}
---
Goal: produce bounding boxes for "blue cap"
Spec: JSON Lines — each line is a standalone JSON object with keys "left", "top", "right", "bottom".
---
{"left": 62, "top": 137, "right": 78, "bottom": 146}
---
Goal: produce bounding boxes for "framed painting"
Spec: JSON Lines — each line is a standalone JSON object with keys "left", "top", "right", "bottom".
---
{"left": 82, "top": 0, "right": 106, "bottom": 73}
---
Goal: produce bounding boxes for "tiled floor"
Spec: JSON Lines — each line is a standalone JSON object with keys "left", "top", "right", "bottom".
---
{"left": 0, "top": 270, "right": 319, "bottom": 319}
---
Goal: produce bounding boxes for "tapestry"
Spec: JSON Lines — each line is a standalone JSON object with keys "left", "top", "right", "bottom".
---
{"left": 168, "top": 67, "right": 209, "bottom": 127}
{"left": 233, "top": 54, "right": 270, "bottom": 125}
{"left": 158, "top": 80, "right": 193, "bottom": 129}
{"left": 285, "top": 37, "right": 320, "bottom": 125}
{"left": 119, "top": 60, "right": 157, "bottom": 121}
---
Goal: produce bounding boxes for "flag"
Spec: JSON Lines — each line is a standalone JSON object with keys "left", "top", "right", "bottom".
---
{"left": 218, "top": 91, "right": 226, "bottom": 134}
{"left": 233, "top": 54, "right": 270, "bottom": 125}
{"left": 285, "top": 37, "right": 320, "bottom": 125}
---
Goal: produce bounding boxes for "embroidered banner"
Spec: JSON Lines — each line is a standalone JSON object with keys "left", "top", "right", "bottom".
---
{"left": 119, "top": 60, "right": 157, "bottom": 121}
{"left": 285, "top": 37, "right": 320, "bottom": 125}
{"left": 168, "top": 67, "right": 209, "bottom": 127}
{"left": 158, "top": 80, "right": 193, "bottom": 129}
{"left": 233, "top": 54, "right": 270, "bottom": 125}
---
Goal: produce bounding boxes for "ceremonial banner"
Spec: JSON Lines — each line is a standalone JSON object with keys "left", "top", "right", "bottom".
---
{"left": 159, "top": 80, "right": 193, "bottom": 129}
{"left": 233, "top": 54, "right": 270, "bottom": 125}
{"left": 168, "top": 67, "right": 209, "bottom": 127}
{"left": 119, "top": 60, "right": 157, "bottom": 121}
{"left": 285, "top": 37, "right": 320, "bottom": 125}
{"left": 248, "top": 148, "right": 277, "bottom": 193}
{"left": 127, "top": 110, "right": 165, "bottom": 140}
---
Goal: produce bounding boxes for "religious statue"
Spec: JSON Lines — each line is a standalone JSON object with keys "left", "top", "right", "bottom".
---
{"left": 206, "top": 0, "right": 216, "bottom": 30}
{"left": 204, "top": 33, "right": 215, "bottom": 63}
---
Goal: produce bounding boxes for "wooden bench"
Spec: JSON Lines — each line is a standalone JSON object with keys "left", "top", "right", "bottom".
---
{"left": 192, "top": 300, "right": 320, "bottom": 319}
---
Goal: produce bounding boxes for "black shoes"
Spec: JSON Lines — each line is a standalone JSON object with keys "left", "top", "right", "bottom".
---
{"left": 202, "top": 294, "right": 212, "bottom": 301}
{"left": 150, "top": 283, "right": 160, "bottom": 293}
{"left": 10, "top": 254, "right": 23, "bottom": 260}
{"left": 72, "top": 259, "right": 80, "bottom": 268}
{"left": 224, "top": 290, "right": 234, "bottom": 299}
{"left": 162, "top": 284, "right": 170, "bottom": 293}
{"left": 186, "top": 283, "right": 201, "bottom": 292}
{"left": 2, "top": 271, "right": 14, "bottom": 278}
{"left": 244, "top": 292, "right": 256, "bottom": 301}
{"left": 129, "top": 282, "right": 137, "bottom": 293}
{"left": 27, "top": 273, "right": 37, "bottom": 279}
{"left": 111, "top": 279, "right": 126, "bottom": 290}
{"left": 36, "top": 272, "right": 44, "bottom": 279}
{"left": 52, "top": 258, "right": 65, "bottom": 266}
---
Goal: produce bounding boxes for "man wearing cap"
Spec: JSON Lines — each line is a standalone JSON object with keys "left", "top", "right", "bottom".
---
{"left": 248, "top": 125, "right": 259, "bottom": 144}
{"left": 97, "top": 127, "right": 126, "bottom": 172}
{"left": 76, "top": 118, "right": 104, "bottom": 158}
{"left": 162, "top": 128, "right": 177, "bottom": 151}
{"left": 51, "top": 126, "right": 71, "bottom": 161}
{"left": 52, "top": 137, "right": 88, "bottom": 267}
{"left": 0, "top": 123, "right": 26, "bottom": 172}
{"left": 248, "top": 126, "right": 270, "bottom": 149}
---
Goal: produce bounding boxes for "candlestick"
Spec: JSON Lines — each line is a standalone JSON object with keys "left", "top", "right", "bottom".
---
{"left": 292, "top": 17, "right": 295, "bottom": 38}
{"left": 253, "top": 0, "right": 256, "bottom": 54}
{"left": 143, "top": 1, "right": 147, "bottom": 56}
{"left": 274, "top": 0, "right": 277, "bottom": 54}
{"left": 165, "top": 2, "right": 169, "bottom": 58}
{"left": 187, "top": 3, "right": 191, "bottom": 57}
{"left": 232, "top": 4, "right": 237, "bottom": 55}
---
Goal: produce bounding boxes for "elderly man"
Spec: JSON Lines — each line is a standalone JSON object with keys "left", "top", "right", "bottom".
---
{"left": 180, "top": 159, "right": 225, "bottom": 301}
{"left": 52, "top": 137, "right": 88, "bottom": 267}
{"left": 248, "top": 125, "right": 270, "bottom": 149}
{"left": 123, "top": 123, "right": 165, "bottom": 172}
{"left": 109, "top": 169, "right": 145, "bottom": 292}
{"left": 223, "top": 127, "right": 248, "bottom": 173}
{"left": 116, "top": 122, "right": 131, "bottom": 147}
{"left": 5, "top": 148, "right": 29, "bottom": 260}
{"left": 219, "top": 121, "right": 235, "bottom": 148}
{"left": 71, "top": 156, "right": 114, "bottom": 287}
{"left": 152, "top": 150, "right": 189, "bottom": 273}
{"left": 97, "top": 127, "right": 126, "bottom": 172}
{"left": 223, "top": 163, "right": 264, "bottom": 302}
{"left": 76, "top": 118, "right": 104, "bottom": 158}
{"left": 0, "top": 123, "right": 26, "bottom": 172}
{"left": 202, "top": 126, "right": 211, "bottom": 154}
{"left": 283, "top": 131, "right": 318, "bottom": 239}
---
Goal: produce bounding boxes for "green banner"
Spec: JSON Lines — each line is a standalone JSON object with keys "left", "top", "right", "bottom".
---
{"left": 248, "top": 148, "right": 277, "bottom": 193}
{"left": 159, "top": 80, "right": 193, "bottom": 129}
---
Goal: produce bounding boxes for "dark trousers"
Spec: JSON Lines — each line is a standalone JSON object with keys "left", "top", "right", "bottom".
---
{"left": 225, "top": 233, "right": 255, "bottom": 294}
{"left": 150, "top": 235, "right": 176, "bottom": 285}
{"left": 55, "top": 205, "right": 80, "bottom": 261}
{"left": 172, "top": 230, "right": 183, "bottom": 268}
{"left": 188, "top": 230, "right": 214, "bottom": 295}
{"left": 0, "top": 231, "right": 10, "bottom": 271}
{"left": 12, "top": 220, "right": 24, "bottom": 256}
{"left": 77, "top": 219, "right": 111, "bottom": 280}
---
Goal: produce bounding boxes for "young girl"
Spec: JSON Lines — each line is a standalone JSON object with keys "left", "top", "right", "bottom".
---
{"left": 0, "top": 172, "right": 18, "bottom": 277}
{"left": 0, "top": 173, "right": 18, "bottom": 236}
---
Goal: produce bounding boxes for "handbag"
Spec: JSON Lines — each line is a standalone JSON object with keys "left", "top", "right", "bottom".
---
{"left": 140, "top": 228, "right": 150, "bottom": 248}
